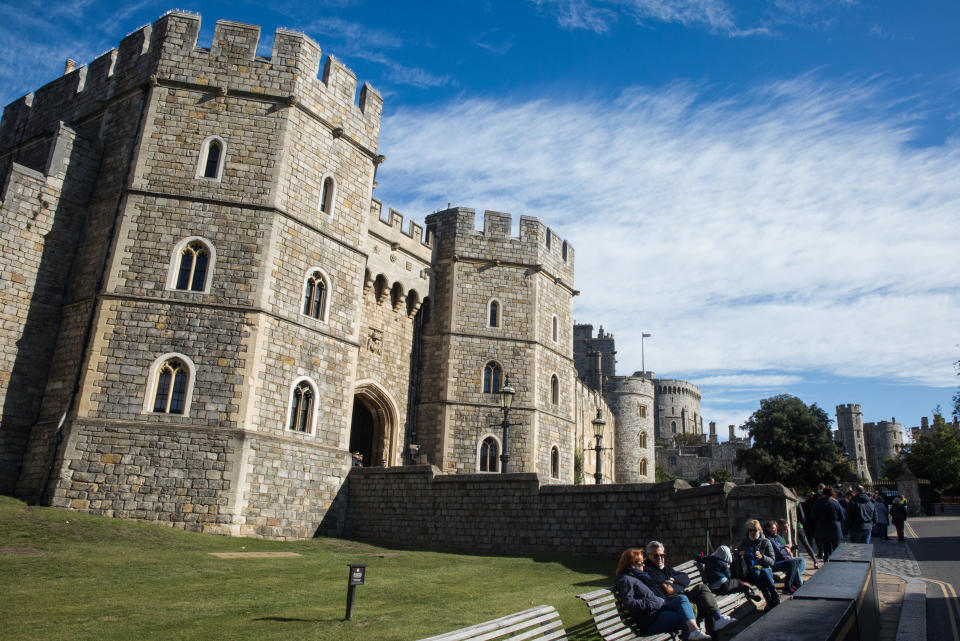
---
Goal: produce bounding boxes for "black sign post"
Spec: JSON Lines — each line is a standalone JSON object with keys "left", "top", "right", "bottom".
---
{"left": 345, "top": 564, "right": 366, "bottom": 620}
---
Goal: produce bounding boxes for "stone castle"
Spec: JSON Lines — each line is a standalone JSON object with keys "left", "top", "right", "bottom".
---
{"left": 1, "top": 12, "right": 676, "bottom": 539}
{"left": 834, "top": 404, "right": 903, "bottom": 483}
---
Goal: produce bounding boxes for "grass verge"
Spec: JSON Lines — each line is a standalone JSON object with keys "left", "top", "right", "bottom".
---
{"left": 0, "top": 496, "right": 611, "bottom": 640}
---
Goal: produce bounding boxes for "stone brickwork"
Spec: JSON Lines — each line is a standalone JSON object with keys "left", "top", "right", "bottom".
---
{"left": 605, "top": 375, "right": 655, "bottom": 483}
{"left": 862, "top": 418, "right": 902, "bottom": 482}
{"left": 419, "top": 208, "right": 577, "bottom": 480}
{"left": 657, "top": 439, "right": 749, "bottom": 484}
{"left": 1, "top": 11, "right": 706, "bottom": 540}
{"left": 654, "top": 378, "right": 703, "bottom": 439}
{"left": 836, "top": 404, "right": 872, "bottom": 483}
{"left": 338, "top": 467, "right": 792, "bottom": 560}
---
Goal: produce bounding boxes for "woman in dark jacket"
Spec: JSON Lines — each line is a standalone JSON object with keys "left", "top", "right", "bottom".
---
{"left": 614, "top": 548, "right": 710, "bottom": 641}
{"left": 813, "top": 486, "right": 846, "bottom": 560}
{"left": 890, "top": 495, "right": 908, "bottom": 543}
{"left": 738, "top": 519, "right": 780, "bottom": 610}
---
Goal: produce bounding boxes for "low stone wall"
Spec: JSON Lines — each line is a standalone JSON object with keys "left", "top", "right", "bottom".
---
{"left": 332, "top": 466, "right": 795, "bottom": 560}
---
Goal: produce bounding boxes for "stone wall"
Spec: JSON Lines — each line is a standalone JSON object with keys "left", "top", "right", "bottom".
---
{"left": 335, "top": 467, "right": 796, "bottom": 560}
{"left": 654, "top": 378, "right": 702, "bottom": 439}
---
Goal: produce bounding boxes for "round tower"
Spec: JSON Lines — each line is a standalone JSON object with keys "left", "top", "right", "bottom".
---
{"left": 835, "top": 404, "right": 872, "bottom": 483}
{"left": 653, "top": 378, "right": 702, "bottom": 441}
{"left": 867, "top": 418, "right": 903, "bottom": 481}
{"left": 604, "top": 374, "right": 656, "bottom": 482}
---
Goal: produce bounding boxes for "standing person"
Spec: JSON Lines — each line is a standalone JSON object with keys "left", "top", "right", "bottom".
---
{"left": 644, "top": 541, "right": 737, "bottom": 634}
{"left": 890, "top": 495, "right": 908, "bottom": 543}
{"left": 739, "top": 519, "right": 780, "bottom": 611}
{"left": 614, "top": 548, "right": 711, "bottom": 641}
{"left": 873, "top": 493, "right": 890, "bottom": 540}
{"left": 764, "top": 521, "right": 806, "bottom": 594}
{"left": 813, "top": 486, "right": 845, "bottom": 560}
{"left": 803, "top": 491, "right": 821, "bottom": 560}
{"left": 791, "top": 490, "right": 821, "bottom": 569}
{"left": 846, "top": 485, "right": 877, "bottom": 543}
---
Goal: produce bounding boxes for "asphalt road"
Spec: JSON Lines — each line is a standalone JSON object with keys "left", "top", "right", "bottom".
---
{"left": 906, "top": 510, "right": 960, "bottom": 641}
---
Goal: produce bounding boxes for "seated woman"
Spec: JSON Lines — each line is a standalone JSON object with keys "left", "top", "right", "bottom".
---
{"left": 763, "top": 520, "right": 806, "bottom": 594}
{"left": 701, "top": 545, "right": 762, "bottom": 601}
{"left": 738, "top": 519, "right": 780, "bottom": 611}
{"left": 614, "top": 548, "right": 711, "bottom": 641}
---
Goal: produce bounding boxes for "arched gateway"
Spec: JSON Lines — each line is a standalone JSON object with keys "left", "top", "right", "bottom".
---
{"left": 349, "top": 382, "right": 399, "bottom": 467}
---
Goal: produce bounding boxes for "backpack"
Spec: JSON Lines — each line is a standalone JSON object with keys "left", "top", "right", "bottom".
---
{"left": 729, "top": 548, "right": 750, "bottom": 580}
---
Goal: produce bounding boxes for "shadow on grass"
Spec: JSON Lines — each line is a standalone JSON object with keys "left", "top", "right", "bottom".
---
{"left": 565, "top": 619, "right": 603, "bottom": 641}
{"left": 253, "top": 616, "right": 337, "bottom": 623}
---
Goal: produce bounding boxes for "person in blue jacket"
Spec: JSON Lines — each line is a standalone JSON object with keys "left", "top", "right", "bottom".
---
{"left": 614, "top": 548, "right": 711, "bottom": 641}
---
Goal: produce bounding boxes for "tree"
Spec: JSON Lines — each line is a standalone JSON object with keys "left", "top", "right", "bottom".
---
{"left": 880, "top": 456, "right": 904, "bottom": 482}
{"left": 655, "top": 467, "right": 678, "bottom": 483}
{"left": 674, "top": 433, "right": 705, "bottom": 447}
{"left": 707, "top": 468, "right": 732, "bottom": 483}
{"left": 902, "top": 414, "right": 960, "bottom": 492}
{"left": 734, "top": 394, "right": 848, "bottom": 488}
{"left": 952, "top": 359, "right": 960, "bottom": 422}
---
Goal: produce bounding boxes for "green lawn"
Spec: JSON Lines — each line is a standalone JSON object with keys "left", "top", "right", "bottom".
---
{"left": 0, "top": 496, "right": 611, "bottom": 640}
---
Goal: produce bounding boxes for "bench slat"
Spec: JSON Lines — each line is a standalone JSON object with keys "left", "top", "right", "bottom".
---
{"left": 416, "top": 605, "right": 566, "bottom": 641}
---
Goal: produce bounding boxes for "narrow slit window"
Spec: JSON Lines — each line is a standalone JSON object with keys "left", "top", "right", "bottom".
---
{"left": 320, "top": 176, "right": 335, "bottom": 213}
{"left": 489, "top": 300, "right": 500, "bottom": 327}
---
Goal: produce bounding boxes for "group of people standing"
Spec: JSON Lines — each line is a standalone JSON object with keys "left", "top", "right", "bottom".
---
{"left": 800, "top": 484, "right": 910, "bottom": 560}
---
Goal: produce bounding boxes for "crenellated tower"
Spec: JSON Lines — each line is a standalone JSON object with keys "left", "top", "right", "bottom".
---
{"left": 836, "top": 404, "right": 872, "bottom": 483}
{"left": 419, "top": 207, "right": 577, "bottom": 477}
{"left": 1, "top": 12, "right": 387, "bottom": 538}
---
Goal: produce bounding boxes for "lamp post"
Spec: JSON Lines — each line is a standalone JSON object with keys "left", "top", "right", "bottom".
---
{"left": 498, "top": 376, "right": 516, "bottom": 474}
{"left": 592, "top": 408, "right": 606, "bottom": 484}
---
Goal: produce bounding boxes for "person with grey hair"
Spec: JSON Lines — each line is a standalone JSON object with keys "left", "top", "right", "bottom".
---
{"left": 643, "top": 540, "right": 737, "bottom": 634}
{"left": 846, "top": 484, "right": 876, "bottom": 544}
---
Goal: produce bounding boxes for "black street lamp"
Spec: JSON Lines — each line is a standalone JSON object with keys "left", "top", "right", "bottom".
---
{"left": 499, "top": 376, "right": 515, "bottom": 473}
{"left": 592, "top": 408, "right": 606, "bottom": 484}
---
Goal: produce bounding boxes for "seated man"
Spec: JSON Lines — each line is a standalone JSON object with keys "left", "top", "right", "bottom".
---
{"left": 763, "top": 521, "right": 805, "bottom": 594}
{"left": 644, "top": 540, "right": 737, "bottom": 633}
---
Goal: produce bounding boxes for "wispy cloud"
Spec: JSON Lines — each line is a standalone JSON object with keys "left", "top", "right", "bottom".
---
{"left": 376, "top": 75, "right": 960, "bottom": 389}
{"left": 531, "top": 0, "right": 860, "bottom": 36}
{"left": 696, "top": 374, "right": 805, "bottom": 388}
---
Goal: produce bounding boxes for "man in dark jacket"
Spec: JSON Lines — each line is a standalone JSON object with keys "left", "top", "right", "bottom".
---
{"left": 644, "top": 540, "right": 737, "bottom": 633}
{"left": 846, "top": 485, "right": 877, "bottom": 543}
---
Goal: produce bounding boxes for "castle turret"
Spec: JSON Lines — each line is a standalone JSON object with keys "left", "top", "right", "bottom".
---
{"left": 836, "top": 404, "right": 872, "bottom": 483}
{"left": 863, "top": 417, "right": 903, "bottom": 481}
{"left": 654, "top": 379, "right": 702, "bottom": 440}
{"left": 603, "top": 376, "right": 655, "bottom": 482}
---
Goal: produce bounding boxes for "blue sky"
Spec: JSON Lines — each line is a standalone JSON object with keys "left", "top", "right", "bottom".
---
{"left": 3, "top": 1, "right": 958, "bottom": 438}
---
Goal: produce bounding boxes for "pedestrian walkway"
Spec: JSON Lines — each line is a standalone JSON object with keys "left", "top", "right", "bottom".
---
{"left": 872, "top": 536, "right": 926, "bottom": 641}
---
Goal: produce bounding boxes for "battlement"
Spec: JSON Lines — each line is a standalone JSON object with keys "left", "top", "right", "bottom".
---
{"left": 424, "top": 207, "right": 574, "bottom": 284}
{"left": 836, "top": 404, "right": 862, "bottom": 413}
{"left": 367, "top": 199, "right": 432, "bottom": 260}
{"left": 2, "top": 12, "right": 382, "bottom": 153}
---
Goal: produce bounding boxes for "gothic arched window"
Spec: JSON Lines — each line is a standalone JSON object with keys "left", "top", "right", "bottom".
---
{"left": 550, "top": 446, "right": 560, "bottom": 478}
{"left": 479, "top": 435, "right": 499, "bottom": 472}
{"left": 483, "top": 361, "right": 502, "bottom": 394}
{"left": 302, "top": 270, "right": 329, "bottom": 320}
{"left": 174, "top": 240, "right": 211, "bottom": 292}
{"left": 288, "top": 379, "right": 316, "bottom": 433}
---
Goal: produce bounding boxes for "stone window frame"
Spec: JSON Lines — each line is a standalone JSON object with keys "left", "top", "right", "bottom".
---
{"left": 638, "top": 403, "right": 648, "bottom": 418}
{"left": 551, "top": 315, "right": 559, "bottom": 342}
{"left": 671, "top": 421, "right": 677, "bottom": 433}
{"left": 286, "top": 376, "right": 319, "bottom": 435}
{"left": 639, "top": 431, "right": 647, "bottom": 449}
{"left": 142, "top": 352, "right": 196, "bottom": 416}
{"left": 487, "top": 298, "right": 502, "bottom": 329}
{"left": 477, "top": 433, "right": 501, "bottom": 473}
{"left": 319, "top": 173, "right": 337, "bottom": 215}
{"left": 550, "top": 373, "right": 559, "bottom": 405}
{"left": 195, "top": 135, "right": 226, "bottom": 182}
{"left": 300, "top": 267, "right": 331, "bottom": 322}
{"left": 640, "top": 458, "right": 648, "bottom": 476}
{"left": 166, "top": 236, "right": 216, "bottom": 294}
{"left": 482, "top": 360, "right": 504, "bottom": 394}
{"left": 550, "top": 444, "right": 560, "bottom": 478}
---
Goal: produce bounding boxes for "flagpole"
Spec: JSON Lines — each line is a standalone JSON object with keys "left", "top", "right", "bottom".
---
{"left": 641, "top": 332, "right": 652, "bottom": 373}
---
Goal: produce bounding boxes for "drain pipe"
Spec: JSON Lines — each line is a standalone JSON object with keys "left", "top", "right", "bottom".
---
{"left": 39, "top": 78, "right": 155, "bottom": 504}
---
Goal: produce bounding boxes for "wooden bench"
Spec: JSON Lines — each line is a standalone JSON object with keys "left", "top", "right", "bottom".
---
{"left": 577, "top": 560, "right": 751, "bottom": 641}
{"left": 415, "top": 604, "right": 567, "bottom": 641}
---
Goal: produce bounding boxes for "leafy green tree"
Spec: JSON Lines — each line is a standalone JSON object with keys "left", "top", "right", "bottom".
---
{"left": 902, "top": 414, "right": 960, "bottom": 491}
{"left": 574, "top": 448, "right": 584, "bottom": 485}
{"left": 952, "top": 359, "right": 960, "bottom": 422}
{"left": 674, "top": 433, "right": 705, "bottom": 447}
{"left": 707, "top": 468, "right": 732, "bottom": 483}
{"left": 880, "top": 456, "right": 904, "bottom": 482}
{"left": 655, "top": 467, "right": 678, "bottom": 483}
{"left": 734, "top": 394, "right": 848, "bottom": 488}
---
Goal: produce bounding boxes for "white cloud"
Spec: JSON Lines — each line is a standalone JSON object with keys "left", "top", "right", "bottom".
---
{"left": 531, "top": 0, "right": 861, "bottom": 36}
{"left": 696, "top": 374, "right": 805, "bottom": 388}
{"left": 376, "top": 75, "right": 960, "bottom": 389}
